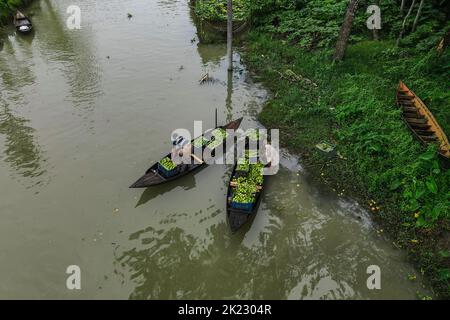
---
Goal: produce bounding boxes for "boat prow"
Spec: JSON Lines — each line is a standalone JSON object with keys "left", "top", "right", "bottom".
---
{"left": 129, "top": 169, "right": 164, "bottom": 188}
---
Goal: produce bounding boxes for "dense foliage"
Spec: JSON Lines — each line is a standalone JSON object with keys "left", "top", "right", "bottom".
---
{"left": 0, "top": 0, "right": 30, "bottom": 24}
{"left": 192, "top": 0, "right": 251, "bottom": 22}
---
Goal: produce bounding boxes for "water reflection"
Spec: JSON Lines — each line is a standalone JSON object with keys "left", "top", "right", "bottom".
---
{"left": 0, "top": 37, "right": 47, "bottom": 185}
{"left": 197, "top": 43, "right": 226, "bottom": 66}
{"left": 0, "top": 101, "right": 47, "bottom": 184}
{"left": 36, "top": 0, "right": 103, "bottom": 111}
{"left": 114, "top": 212, "right": 359, "bottom": 299}
{"left": 118, "top": 155, "right": 428, "bottom": 299}
{"left": 15, "top": 29, "right": 36, "bottom": 44}
{"left": 135, "top": 174, "right": 196, "bottom": 208}
{"left": 225, "top": 68, "right": 233, "bottom": 122}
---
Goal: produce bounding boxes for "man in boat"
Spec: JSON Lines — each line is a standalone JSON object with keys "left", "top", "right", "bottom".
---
{"left": 261, "top": 143, "right": 279, "bottom": 176}
{"left": 171, "top": 134, "right": 193, "bottom": 172}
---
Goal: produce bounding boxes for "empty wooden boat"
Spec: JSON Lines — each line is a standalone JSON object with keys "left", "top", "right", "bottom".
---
{"left": 14, "top": 11, "right": 33, "bottom": 34}
{"left": 129, "top": 117, "right": 243, "bottom": 188}
{"left": 397, "top": 81, "right": 450, "bottom": 164}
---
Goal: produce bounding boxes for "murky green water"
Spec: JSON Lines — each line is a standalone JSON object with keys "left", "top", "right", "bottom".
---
{"left": 0, "top": 0, "right": 431, "bottom": 299}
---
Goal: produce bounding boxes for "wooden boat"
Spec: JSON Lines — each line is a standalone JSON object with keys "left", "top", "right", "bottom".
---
{"left": 129, "top": 117, "right": 243, "bottom": 188}
{"left": 397, "top": 81, "right": 450, "bottom": 164}
{"left": 226, "top": 163, "right": 268, "bottom": 233}
{"left": 14, "top": 11, "right": 33, "bottom": 34}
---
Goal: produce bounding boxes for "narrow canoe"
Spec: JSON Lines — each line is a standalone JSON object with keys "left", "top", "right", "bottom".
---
{"left": 14, "top": 11, "right": 33, "bottom": 34}
{"left": 226, "top": 164, "right": 267, "bottom": 233}
{"left": 397, "top": 81, "right": 450, "bottom": 163}
{"left": 129, "top": 117, "right": 243, "bottom": 188}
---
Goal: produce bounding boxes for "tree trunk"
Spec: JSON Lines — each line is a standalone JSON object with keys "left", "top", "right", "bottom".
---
{"left": 373, "top": 29, "right": 379, "bottom": 41}
{"left": 396, "top": 0, "right": 416, "bottom": 46}
{"left": 227, "top": 0, "right": 233, "bottom": 71}
{"left": 333, "top": 0, "right": 359, "bottom": 61}
{"left": 373, "top": 0, "right": 380, "bottom": 40}
{"left": 412, "top": 0, "right": 425, "bottom": 32}
{"left": 400, "top": 0, "right": 405, "bottom": 13}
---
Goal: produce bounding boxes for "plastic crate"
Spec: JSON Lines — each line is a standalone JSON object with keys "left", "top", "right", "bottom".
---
{"left": 157, "top": 163, "right": 179, "bottom": 178}
{"left": 231, "top": 201, "right": 253, "bottom": 211}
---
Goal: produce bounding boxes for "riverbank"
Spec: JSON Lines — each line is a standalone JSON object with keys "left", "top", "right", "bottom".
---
{"left": 192, "top": 1, "right": 450, "bottom": 298}
{"left": 241, "top": 32, "right": 449, "bottom": 298}
{"left": 0, "top": 0, "right": 32, "bottom": 25}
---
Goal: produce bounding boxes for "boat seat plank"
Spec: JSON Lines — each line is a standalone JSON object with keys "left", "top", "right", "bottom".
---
{"left": 403, "top": 112, "right": 423, "bottom": 119}
{"left": 415, "top": 129, "right": 435, "bottom": 136}
{"left": 405, "top": 117, "right": 427, "bottom": 124}
{"left": 398, "top": 97, "right": 414, "bottom": 102}
{"left": 420, "top": 135, "right": 438, "bottom": 141}
{"left": 410, "top": 123, "right": 431, "bottom": 130}
{"left": 402, "top": 107, "right": 416, "bottom": 113}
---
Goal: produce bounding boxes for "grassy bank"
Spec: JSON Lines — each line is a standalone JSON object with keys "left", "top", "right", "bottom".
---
{"left": 242, "top": 34, "right": 450, "bottom": 298}
{"left": 195, "top": 0, "right": 450, "bottom": 298}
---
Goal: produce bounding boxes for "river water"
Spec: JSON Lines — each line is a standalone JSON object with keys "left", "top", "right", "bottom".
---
{"left": 0, "top": 0, "right": 430, "bottom": 299}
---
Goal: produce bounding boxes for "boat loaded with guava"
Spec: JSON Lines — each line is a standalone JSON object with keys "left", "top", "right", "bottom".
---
{"left": 129, "top": 118, "right": 242, "bottom": 188}
{"left": 226, "top": 154, "right": 267, "bottom": 233}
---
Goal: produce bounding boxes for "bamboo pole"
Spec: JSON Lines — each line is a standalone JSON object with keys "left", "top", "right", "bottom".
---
{"left": 227, "top": 0, "right": 233, "bottom": 71}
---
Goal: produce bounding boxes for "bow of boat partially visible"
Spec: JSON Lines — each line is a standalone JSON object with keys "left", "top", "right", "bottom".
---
{"left": 397, "top": 81, "right": 450, "bottom": 164}
{"left": 14, "top": 11, "right": 33, "bottom": 34}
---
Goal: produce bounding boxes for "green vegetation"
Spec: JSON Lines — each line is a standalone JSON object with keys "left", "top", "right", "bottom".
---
{"left": 232, "top": 162, "right": 264, "bottom": 204}
{"left": 0, "top": 0, "right": 30, "bottom": 24}
{"left": 237, "top": 158, "right": 249, "bottom": 172}
{"left": 158, "top": 157, "right": 177, "bottom": 171}
{"left": 193, "top": 136, "right": 209, "bottom": 148}
{"left": 192, "top": 0, "right": 251, "bottom": 22}
{"left": 212, "top": 127, "right": 228, "bottom": 139}
{"left": 195, "top": 0, "right": 450, "bottom": 297}
{"left": 207, "top": 128, "right": 228, "bottom": 149}
{"left": 246, "top": 128, "right": 260, "bottom": 141}
{"left": 232, "top": 180, "right": 256, "bottom": 204}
